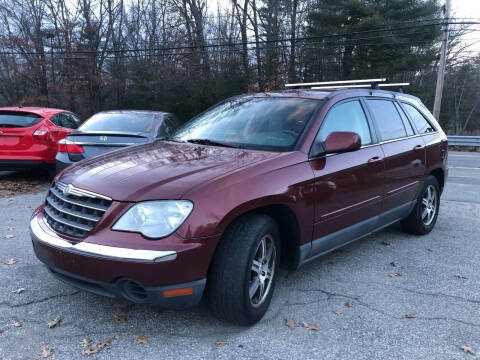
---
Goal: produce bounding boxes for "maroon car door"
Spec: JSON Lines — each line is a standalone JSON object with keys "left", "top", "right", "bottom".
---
{"left": 365, "top": 99, "right": 426, "bottom": 219}
{"left": 307, "top": 99, "right": 385, "bottom": 259}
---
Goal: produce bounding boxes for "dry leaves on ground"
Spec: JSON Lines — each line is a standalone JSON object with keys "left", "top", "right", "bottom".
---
{"left": 3, "top": 258, "right": 17, "bottom": 265}
{"left": 332, "top": 310, "right": 342, "bottom": 315}
{"left": 344, "top": 301, "right": 355, "bottom": 307}
{"left": 427, "top": 248, "right": 433, "bottom": 252}
{"left": 302, "top": 322, "right": 320, "bottom": 331}
{"left": 285, "top": 318, "right": 296, "bottom": 329}
{"left": 405, "top": 313, "right": 416, "bottom": 318}
{"left": 0, "top": 177, "right": 49, "bottom": 198}
{"left": 460, "top": 345, "right": 476, "bottom": 355}
{"left": 135, "top": 335, "right": 148, "bottom": 344}
{"left": 11, "top": 321, "right": 21, "bottom": 327}
{"left": 81, "top": 339, "right": 111, "bottom": 356}
{"left": 79, "top": 339, "right": 92, "bottom": 348}
{"left": 388, "top": 272, "right": 402, "bottom": 277}
{"left": 12, "top": 288, "right": 25, "bottom": 294}
{"left": 381, "top": 241, "right": 391, "bottom": 246}
{"left": 39, "top": 347, "right": 54, "bottom": 358}
{"left": 455, "top": 274, "right": 468, "bottom": 279}
{"left": 216, "top": 340, "right": 228, "bottom": 346}
{"left": 5, "top": 234, "right": 14, "bottom": 239}
{"left": 390, "top": 261, "right": 399, "bottom": 267}
{"left": 110, "top": 315, "right": 126, "bottom": 323}
{"left": 47, "top": 317, "right": 61, "bottom": 328}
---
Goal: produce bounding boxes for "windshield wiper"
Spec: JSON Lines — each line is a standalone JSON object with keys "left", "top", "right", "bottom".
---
{"left": 186, "top": 138, "right": 239, "bottom": 148}
{"left": 162, "top": 136, "right": 186, "bottom": 143}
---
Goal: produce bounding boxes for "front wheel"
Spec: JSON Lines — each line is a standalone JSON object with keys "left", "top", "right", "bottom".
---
{"left": 207, "top": 214, "right": 280, "bottom": 325}
{"left": 401, "top": 175, "right": 440, "bottom": 235}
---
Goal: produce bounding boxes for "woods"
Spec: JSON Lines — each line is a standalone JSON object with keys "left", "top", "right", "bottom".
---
{"left": 0, "top": 0, "right": 478, "bottom": 132}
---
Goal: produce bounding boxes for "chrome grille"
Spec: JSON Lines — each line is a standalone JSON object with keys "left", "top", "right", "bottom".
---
{"left": 44, "top": 181, "right": 112, "bottom": 238}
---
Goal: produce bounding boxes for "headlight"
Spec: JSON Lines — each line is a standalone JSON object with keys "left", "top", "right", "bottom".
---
{"left": 112, "top": 200, "right": 193, "bottom": 239}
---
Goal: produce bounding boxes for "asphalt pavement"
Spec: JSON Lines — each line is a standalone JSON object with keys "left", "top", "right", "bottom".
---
{"left": 0, "top": 151, "right": 479, "bottom": 359}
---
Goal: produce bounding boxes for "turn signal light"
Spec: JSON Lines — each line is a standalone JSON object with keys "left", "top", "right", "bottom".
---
{"left": 162, "top": 287, "right": 194, "bottom": 297}
{"left": 58, "top": 139, "right": 84, "bottom": 153}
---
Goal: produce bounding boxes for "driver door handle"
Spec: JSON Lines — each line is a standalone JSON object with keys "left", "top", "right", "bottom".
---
{"left": 368, "top": 156, "right": 383, "bottom": 163}
{"left": 413, "top": 144, "right": 425, "bottom": 151}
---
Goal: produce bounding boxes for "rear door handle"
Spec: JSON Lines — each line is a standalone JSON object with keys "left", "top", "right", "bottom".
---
{"left": 413, "top": 144, "right": 425, "bottom": 151}
{"left": 368, "top": 156, "right": 383, "bottom": 163}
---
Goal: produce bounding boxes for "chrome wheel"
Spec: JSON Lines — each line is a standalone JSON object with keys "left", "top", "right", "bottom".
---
{"left": 249, "top": 234, "right": 277, "bottom": 308}
{"left": 421, "top": 184, "right": 437, "bottom": 226}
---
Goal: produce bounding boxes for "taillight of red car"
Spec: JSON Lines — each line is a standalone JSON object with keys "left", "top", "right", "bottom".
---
{"left": 32, "top": 125, "right": 52, "bottom": 141}
{"left": 58, "top": 138, "right": 84, "bottom": 153}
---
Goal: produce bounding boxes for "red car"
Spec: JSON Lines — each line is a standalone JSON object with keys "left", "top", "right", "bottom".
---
{"left": 30, "top": 88, "right": 447, "bottom": 325}
{"left": 0, "top": 107, "right": 81, "bottom": 174}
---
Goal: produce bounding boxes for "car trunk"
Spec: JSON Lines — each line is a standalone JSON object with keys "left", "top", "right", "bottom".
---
{"left": 0, "top": 112, "right": 44, "bottom": 156}
{"left": 65, "top": 131, "right": 151, "bottom": 161}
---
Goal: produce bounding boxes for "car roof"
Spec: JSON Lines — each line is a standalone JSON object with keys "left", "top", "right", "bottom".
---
{"left": 0, "top": 106, "right": 71, "bottom": 117}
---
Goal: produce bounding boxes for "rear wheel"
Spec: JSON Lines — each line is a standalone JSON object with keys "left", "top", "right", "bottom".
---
{"left": 401, "top": 175, "right": 440, "bottom": 235}
{"left": 208, "top": 214, "right": 280, "bottom": 325}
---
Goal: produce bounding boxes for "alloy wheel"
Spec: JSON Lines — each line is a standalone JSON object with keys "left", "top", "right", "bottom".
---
{"left": 249, "top": 234, "right": 277, "bottom": 308}
{"left": 421, "top": 184, "right": 437, "bottom": 226}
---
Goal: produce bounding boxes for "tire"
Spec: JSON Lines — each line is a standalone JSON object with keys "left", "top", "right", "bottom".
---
{"left": 401, "top": 175, "right": 440, "bottom": 235}
{"left": 207, "top": 213, "right": 281, "bottom": 325}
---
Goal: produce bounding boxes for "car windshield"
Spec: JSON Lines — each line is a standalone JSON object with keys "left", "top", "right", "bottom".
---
{"left": 0, "top": 111, "right": 43, "bottom": 128}
{"left": 79, "top": 113, "right": 158, "bottom": 133}
{"left": 172, "top": 97, "right": 321, "bottom": 151}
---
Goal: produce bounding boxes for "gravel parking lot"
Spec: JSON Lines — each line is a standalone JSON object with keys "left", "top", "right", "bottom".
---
{"left": 0, "top": 151, "right": 479, "bottom": 359}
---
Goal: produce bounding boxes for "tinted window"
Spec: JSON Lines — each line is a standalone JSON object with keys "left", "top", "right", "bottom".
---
{"left": 367, "top": 99, "right": 406, "bottom": 141}
{"left": 52, "top": 113, "right": 80, "bottom": 129}
{"left": 319, "top": 100, "right": 371, "bottom": 145}
{"left": 173, "top": 97, "right": 320, "bottom": 151}
{"left": 0, "top": 111, "right": 42, "bottom": 128}
{"left": 394, "top": 102, "right": 414, "bottom": 136}
{"left": 402, "top": 103, "right": 435, "bottom": 134}
{"left": 79, "top": 113, "right": 158, "bottom": 133}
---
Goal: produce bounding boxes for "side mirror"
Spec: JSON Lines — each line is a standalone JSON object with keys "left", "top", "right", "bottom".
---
{"left": 324, "top": 131, "right": 361, "bottom": 154}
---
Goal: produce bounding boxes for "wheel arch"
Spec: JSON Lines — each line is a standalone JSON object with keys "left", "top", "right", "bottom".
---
{"left": 429, "top": 167, "right": 445, "bottom": 192}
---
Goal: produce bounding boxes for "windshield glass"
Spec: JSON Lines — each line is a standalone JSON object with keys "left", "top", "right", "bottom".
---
{"left": 79, "top": 113, "right": 158, "bottom": 133}
{"left": 173, "top": 97, "right": 320, "bottom": 151}
{"left": 0, "top": 111, "right": 43, "bottom": 128}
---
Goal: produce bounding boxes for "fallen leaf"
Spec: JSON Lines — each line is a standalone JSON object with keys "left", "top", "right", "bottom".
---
{"left": 427, "top": 248, "right": 433, "bottom": 252}
{"left": 216, "top": 340, "right": 228, "bottom": 346}
{"left": 455, "top": 274, "right": 467, "bottom": 279}
{"left": 388, "top": 272, "right": 402, "bottom": 277}
{"left": 3, "top": 258, "right": 17, "bottom": 265}
{"left": 110, "top": 315, "right": 126, "bottom": 323}
{"left": 81, "top": 339, "right": 111, "bottom": 356}
{"left": 79, "top": 338, "right": 92, "bottom": 348}
{"left": 135, "top": 335, "right": 148, "bottom": 344}
{"left": 47, "top": 317, "right": 61, "bottom": 328}
{"left": 359, "top": 315, "right": 365, "bottom": 319}
{"left": 11, "top": 321, "right": 21, "bottom": 327}
{"left": 302, "top": 322, "right": 320, "bottom": 331}
{"left": 344, "top": 301, "right": 355, "bottom": 307}
{"left": 390, "top": 261, "right": 399, "bottom": 267}
{"left": 12, "top": 288, "right": 25, "bottom": 294}
{"left": 5, "top": 234, "right": 14, "bottom": 239}
{"left": 460, "top": 345, "right": 476, "bottom": 355}
{"left": 8, "top": 227, "right": 14, "bottom": 231}
{"left": 381, "top": 241, "right": 391, "bottom": 246}
{"left": 405, "top": 313, "right": 416, "bottom": 318}
{"left": 40, "top": 347, "right": 54, "bottom": 358}
{"left": 332, "top": 310, "right": 342, "bottom": 315}
{"left": 285, "top": 318, "right": 296, "bottom": 329}
{"left": 128, "top": 330, "right": 134, "bottom": 335}
{"left": 112, "top": 333, "right": 120, "bottom": 340}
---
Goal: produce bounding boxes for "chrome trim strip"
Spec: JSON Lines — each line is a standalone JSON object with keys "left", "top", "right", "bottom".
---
{"left": 46, "top": 196, "right": 99, "bottom": 222}
{"left": 321, "top": 195, "right": 381, "bottom": 218}
{"left": 56, "top": 182, "right": 112, "bottom": 201}
{"left": 31, "top": 214, "right": 177, "bottom": 263}
{"left": 44, "top": 206, "right": 92, "bottom": 231}
{"left": 386, "top": 181, "right": 419, "bottom": 196}
{"left": 379, "top": 132, "right": 438, "bottom": 145}
{"left": 71, "top": 142, "right": 135, "bottom": 147}
{"left": 50, "top": 187, "right": 108, "bottom": 211}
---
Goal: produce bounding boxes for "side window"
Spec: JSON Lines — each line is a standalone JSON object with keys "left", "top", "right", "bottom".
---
{"left": 50, "top": 114, "right": 61, "bottom": 127}
{"left": 68, "top": 114, "right": 82, "bottom": 129}
{"left": 402, "top": 103, "right": 435, "bottom": 134}
{"left": 367, "top": 99, "right": 407, "bottom": 141}
{"left": 318, "top": 100, "right": 372, "bottom": 146}
{"left": 394, "top": 102, "right": 414, "bottom": 136}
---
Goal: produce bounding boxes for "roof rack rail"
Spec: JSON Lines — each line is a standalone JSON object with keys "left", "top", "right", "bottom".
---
{"left": 311, "top": 82, "right": 410, "bottom": 90}
{"left": 285, "top": 78, "right": 387, "bottom": 88}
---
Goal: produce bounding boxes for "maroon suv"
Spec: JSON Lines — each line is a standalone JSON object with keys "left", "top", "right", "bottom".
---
{"left": 30, "top": 89, "right": 447, "bottom": 324}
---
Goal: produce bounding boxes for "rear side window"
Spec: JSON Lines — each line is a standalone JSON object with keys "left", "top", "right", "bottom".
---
{"left": 402, "top": 103, "right": 435, "bottom": 134}
{"left": 51, "top": 113, "right": 80, "bottom": 129}
{"left": 367, "top": 99, "right": 406, "bottom": 141}
{"left": 394, "top": 102, "right": 414, "bottom": 136}
{"left": 319, "top": 100, "right": 372, "bottom": 145}
{"left": 0, "top": 111, "right": 42, "bottom": 128}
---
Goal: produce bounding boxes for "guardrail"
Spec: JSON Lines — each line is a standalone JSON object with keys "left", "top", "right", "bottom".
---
{"left": 447, "top": 135, "right": 480, "bottom": 147}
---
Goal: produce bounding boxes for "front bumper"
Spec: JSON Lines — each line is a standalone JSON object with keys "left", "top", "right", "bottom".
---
{"left": 30, "top": 211, "right": 210, "bottom": 308}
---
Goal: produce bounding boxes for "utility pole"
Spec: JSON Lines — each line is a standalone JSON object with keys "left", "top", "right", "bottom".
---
{"left": 433, "top": 0, "right": 451, "bottom": 121}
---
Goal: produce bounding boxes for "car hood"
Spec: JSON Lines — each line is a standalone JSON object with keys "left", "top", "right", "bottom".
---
{"left": 57, "top": 140, "right": 280, "bottom": 201}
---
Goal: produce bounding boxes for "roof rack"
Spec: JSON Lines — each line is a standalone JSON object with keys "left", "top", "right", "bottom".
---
{"left": 285, "top": 79, "right": 410, "bottom": 92}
